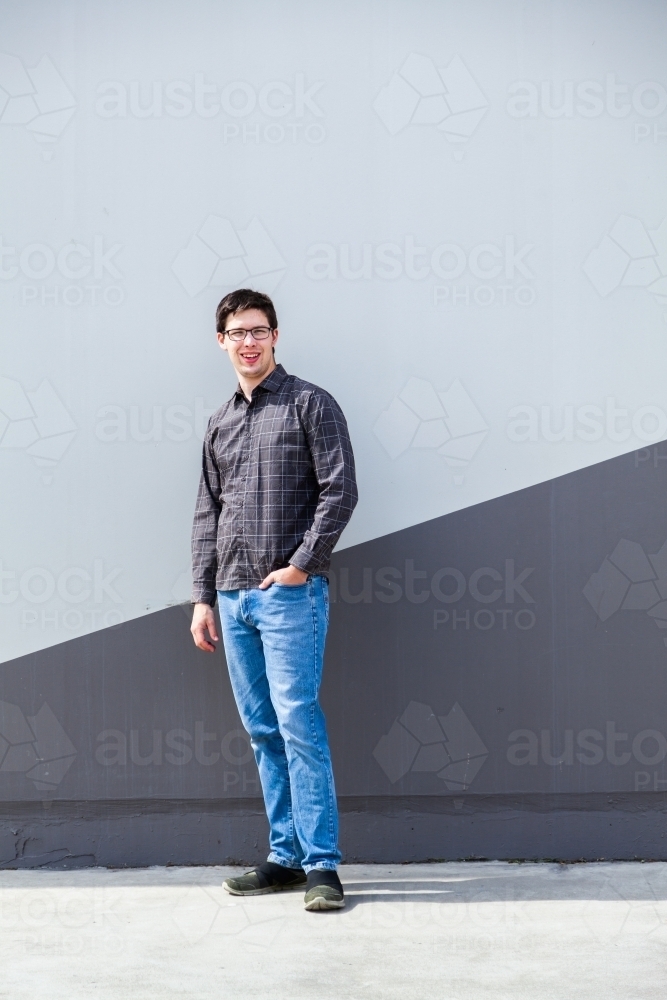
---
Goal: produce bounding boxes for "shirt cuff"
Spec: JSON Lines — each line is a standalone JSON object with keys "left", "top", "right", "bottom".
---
{"left": 190, "top": 590, "right": 217, "bottom": 607}
{"left": 289, "top": 546, "right": 322, "bottom": 575}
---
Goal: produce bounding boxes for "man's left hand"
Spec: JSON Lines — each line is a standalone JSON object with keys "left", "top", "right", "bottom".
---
{"left": 259, "top": 565, "right": 309, "bottom": 589}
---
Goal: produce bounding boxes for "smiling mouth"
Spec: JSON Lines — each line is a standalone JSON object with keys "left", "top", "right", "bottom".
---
{"left": 240, "top": 351, "right": 261, "bottom": 364}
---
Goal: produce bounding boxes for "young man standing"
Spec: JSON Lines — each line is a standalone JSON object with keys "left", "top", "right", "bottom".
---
{"left": 190, "top": 289, "right": 357, "bottom": 911}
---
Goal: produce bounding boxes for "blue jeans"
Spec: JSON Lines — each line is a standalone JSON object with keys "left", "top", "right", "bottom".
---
{"left": 217, "top": 575, "right": 341, "bottom": 872}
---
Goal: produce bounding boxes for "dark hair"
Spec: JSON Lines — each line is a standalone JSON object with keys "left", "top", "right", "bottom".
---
{"left": 215, "top": 289, "right": 278, "bottom": 334}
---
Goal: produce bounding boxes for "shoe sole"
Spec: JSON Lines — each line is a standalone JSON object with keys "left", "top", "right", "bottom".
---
{"left": 223, "top": 880, "right": 306, "bottom": 896}
{"left": 304, "top": 894, "right": 345, "bottom": 911}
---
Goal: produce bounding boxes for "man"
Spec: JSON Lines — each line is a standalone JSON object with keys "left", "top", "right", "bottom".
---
{"left": 190, "top": 288, "right": 357, "bottom": 912}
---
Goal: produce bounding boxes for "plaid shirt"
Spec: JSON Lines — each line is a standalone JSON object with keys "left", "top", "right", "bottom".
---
{"left": 191, "top": 364, "right": 358, "bottom": 604}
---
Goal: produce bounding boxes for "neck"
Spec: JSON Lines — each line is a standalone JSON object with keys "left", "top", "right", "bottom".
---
{"left": 237, "top": 357, "right": 277, "bottom": 400}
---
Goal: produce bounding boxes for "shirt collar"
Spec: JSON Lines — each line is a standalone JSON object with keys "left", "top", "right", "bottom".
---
{"left": 233, "top": 363, "right": 288, "bottom": 401}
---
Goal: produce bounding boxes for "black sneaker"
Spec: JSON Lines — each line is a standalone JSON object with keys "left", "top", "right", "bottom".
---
{"left": 223, "top": 861, "right": 307, "bottom": 896}
{"left": 303, "top": 869, "right": 345, "bottom": 911}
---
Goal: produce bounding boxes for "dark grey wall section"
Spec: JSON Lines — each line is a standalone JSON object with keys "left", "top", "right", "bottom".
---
{"left": 325, "top": 443, "right": 667, "bottom": 802}
{"left": 2, "top": 443, "right": 667, "bottom": 866}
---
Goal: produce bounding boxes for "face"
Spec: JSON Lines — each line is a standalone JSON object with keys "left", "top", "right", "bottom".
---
{"left": 217, "top": 308, "right": 279, "bottom": 383}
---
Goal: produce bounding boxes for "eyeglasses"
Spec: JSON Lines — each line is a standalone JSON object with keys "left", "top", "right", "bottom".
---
{"left": 223, "top": 326, "right": 274, "bottom": 342}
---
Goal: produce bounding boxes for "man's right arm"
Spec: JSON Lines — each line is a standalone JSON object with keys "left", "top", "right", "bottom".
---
{"left": 190, "top": 420, "right": 221, "bottom": 652}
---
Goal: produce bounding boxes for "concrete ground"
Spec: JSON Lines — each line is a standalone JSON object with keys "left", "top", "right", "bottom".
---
{"left": 1, "top": 862, "right": 666, "bottom": 999}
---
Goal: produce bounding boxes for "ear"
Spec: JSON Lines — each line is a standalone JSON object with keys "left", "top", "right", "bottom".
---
{"left": 217, "top": 331, "right": 229, "bottom": 353}
{"left": 271, "top": 327, "right": 280, "bottom": 348}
